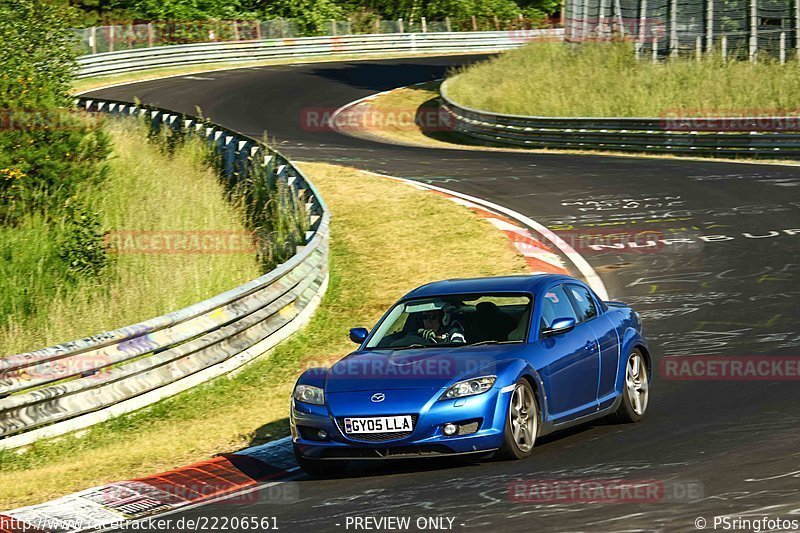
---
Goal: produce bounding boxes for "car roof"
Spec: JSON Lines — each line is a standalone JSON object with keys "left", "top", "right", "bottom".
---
{"left": 402, "top": 274, "right": 579, "bottom": 299}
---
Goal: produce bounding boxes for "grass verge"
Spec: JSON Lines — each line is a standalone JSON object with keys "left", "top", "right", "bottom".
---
{"left": 342, "top": 80, "right": 800, "bottom": 165}
{"left": 0, "top": 161, "right": 527, "bottom": 510}
{"left": 0, "top": 120, "right": 260, "bottom": 355}
{"left": 446, "top": 41, "right": 800, "bottom": 117}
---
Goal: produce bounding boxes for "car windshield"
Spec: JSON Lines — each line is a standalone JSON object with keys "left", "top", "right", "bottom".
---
{"left": 365, "top": 293, "right": 533, "bottom": 350}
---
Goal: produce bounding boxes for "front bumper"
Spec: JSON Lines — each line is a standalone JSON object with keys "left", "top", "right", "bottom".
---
{"left": 290, "top": 386, "right": 509, "bottom": 460}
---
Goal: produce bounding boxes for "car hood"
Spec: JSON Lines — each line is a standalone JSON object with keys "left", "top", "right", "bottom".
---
{"left": 324, "top": 343, "right": 526, "bottom": 392}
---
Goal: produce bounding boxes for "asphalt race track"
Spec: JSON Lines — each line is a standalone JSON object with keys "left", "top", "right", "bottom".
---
{"left": 86, "top": 56, "right": 800, "bottom": 532}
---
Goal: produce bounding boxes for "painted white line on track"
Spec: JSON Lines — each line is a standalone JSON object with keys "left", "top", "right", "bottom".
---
{"left": 356, "top": 169, "right": 610, "bottom": 300}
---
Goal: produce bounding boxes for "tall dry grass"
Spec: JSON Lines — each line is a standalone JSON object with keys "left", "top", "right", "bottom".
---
{"left": 0, "top": 120, "right": 261, "bottom": 355}
{"left": 446, "top": 42, "right": 800, "bottom": 117}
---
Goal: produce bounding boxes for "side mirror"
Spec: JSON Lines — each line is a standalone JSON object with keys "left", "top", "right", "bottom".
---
{"left": 349, "top": 327, "right": 369, "bottom": 344}
{"left": 542, "top": 317, "right": 576, "bottom": 337}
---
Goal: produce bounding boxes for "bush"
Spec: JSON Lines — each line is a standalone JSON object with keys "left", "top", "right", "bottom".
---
{"left": 0, "top": 112, "right": 111, "bottom": 225}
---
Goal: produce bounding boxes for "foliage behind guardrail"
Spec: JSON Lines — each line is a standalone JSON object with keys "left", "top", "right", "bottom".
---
{"left": 76, "top": 30, "right": 563, "bottom": 78}
{"left": 0, "top": 99, "right": 329, "bottom": 449}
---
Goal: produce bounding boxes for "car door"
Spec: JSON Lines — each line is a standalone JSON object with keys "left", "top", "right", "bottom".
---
{"left": 565, "top": 283, "right": 619, "bottom": 408}
{"left": 537, "top": 284, "right": 600, "bottom": 421}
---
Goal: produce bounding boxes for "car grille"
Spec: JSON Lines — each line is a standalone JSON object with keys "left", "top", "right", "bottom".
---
{"left": 336, "top": 415, "right": 419, "bottom": 442}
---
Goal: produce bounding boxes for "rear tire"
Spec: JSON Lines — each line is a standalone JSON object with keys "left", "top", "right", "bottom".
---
{"left": 609, "top": 349, "right": 649, "bottom": 423}
{"left": 294, "top": 448, "right": 348, "bottom": 476}
{"left": 494, "top": 378, "right": 538, "bottom": 460}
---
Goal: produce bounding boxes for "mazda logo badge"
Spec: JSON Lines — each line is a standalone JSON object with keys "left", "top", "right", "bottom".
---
{"left": 371, "top": 393, "right": 385, "bottom": 403}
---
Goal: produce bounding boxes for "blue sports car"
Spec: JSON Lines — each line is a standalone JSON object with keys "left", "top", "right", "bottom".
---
{"left": 290, "top": 274, "right": 651, "bottom": 475}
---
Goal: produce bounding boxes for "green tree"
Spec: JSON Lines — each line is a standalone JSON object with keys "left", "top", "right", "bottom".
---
{"left": 261, "top": 0, "right": 344, "bottom": 34}
{"left": 0, "top": 0, "right": 110, "bottom": 227}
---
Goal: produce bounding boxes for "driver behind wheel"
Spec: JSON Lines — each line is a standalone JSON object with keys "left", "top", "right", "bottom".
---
{"left": 418, "top": 306, "right": 466, "bottom": 344}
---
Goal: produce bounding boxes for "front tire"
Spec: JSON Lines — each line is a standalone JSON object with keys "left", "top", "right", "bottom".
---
{"left": 294, "top": 447, "right": 348, "bottom": 476}
{"left": 495, "top": 378, "right": 538, "bottom": 460}
{"left": 610, "top": 349, "right": 649, "bottom": 423}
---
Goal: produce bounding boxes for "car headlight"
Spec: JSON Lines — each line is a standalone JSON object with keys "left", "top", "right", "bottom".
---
{"left": 294, "top": 384, "right": 325, "bottom": 405}
{"left": 440, "top": 376, "right": 496, "bottom": 400}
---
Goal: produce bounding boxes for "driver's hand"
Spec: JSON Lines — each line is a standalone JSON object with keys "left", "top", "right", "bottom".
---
{"left": 417, "top": 329, "right": 438, "bottom": 342}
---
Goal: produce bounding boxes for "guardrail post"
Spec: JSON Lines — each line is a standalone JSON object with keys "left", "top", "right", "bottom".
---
{"left": 399, "top": 18, "right": 404, "bottom": 33}
{"left": 795, "top": 0, "right": 800, "bottom": 59}
{"left": 652, "top": 34, "right": 659, "bottom": 62}
{"left": 147, "top": 22, "right": 154, "bottom": 47}
{"left": 422, "top": 17, "right": 427, "bottom": 33}
{"left": 471, "top": 15, "right": 478, "bottom": 31}
{"left": 669, "top": 0, "right": 678, "bottom": 57}
{"left": 581, "top": 0, "right": 590, "bottom": 40}
{"left": 109, "top": 25, "right": 115, "bottom": 52}
{"left": 721, "top": 34, "right": 727, "bottom": 61}
{"left": 223, "top": 136, "right": 236, "bottom": 178}
{"left": 89, "top": 26, "right": 97, "bottom": 54}
{"left": 599, "top": 0, "right": 608, "bottom": 38}
{"left": 331, "top": 19, "right": 337, "bottom": 36}
{"left": 613, "top": 0, "right": 624, "bottom": 35}
{"left": 445, "top": 16, "right": 452, "bottom": 32}
{"left": 637, "top": 0, "right": 647, "bottom": 53}
{"left": 233, "top": 20, "right": 240, "bottom": 41}
{"left": 749, "top": 0, "right": 757, "bottom": 62}
{"left": 127, "top": 23, "right": 133, "bottom": 48}
{"left": 780, "top": 31, "right": 787, "bottom": 64}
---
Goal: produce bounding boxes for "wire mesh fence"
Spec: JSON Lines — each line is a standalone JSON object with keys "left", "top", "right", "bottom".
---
{"left": 73, "top": 16, "right": 556, "bottom": 56}
{"left": 564, "top": 0, "right": 800, "bottom": 61}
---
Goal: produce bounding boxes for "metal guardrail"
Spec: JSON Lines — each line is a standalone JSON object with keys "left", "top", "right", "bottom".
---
{"left": 440, "top": 78, "right": 800, "bottom": 159}
{"left": 0, "top": 99, "right": 330, "bottom": 449}
{"left": 77, "top": 30, "right": 563, "bottom": 78}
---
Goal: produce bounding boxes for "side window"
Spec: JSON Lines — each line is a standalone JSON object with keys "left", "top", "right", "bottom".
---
{"left": 566, "top": 284, "right": 598, "bottom": 323}
{"left": 540, "top": 285, "right": 578, "bottom": 332}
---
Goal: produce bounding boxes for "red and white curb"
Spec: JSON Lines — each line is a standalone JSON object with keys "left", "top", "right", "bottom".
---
{"left": 0, "top": 438, "right": 298, "bottom": 533}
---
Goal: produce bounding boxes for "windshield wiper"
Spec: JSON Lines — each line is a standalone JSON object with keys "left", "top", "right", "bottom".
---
{"left": 385, "top": 343, "right": 433, "bottom": 351}
{"left": 462, "top": 340, "right": 521, "bottom": 347}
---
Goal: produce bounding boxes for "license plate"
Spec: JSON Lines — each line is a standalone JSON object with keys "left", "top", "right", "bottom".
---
{"left": 343, "top": 415, "right": 413, "bottom": 434}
